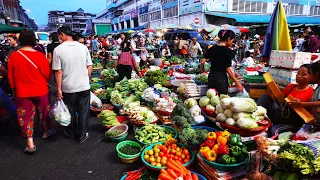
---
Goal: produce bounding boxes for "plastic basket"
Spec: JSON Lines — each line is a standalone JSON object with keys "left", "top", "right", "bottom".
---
{"left": 135, "top": 125, "right": 178, "bottom": 145}
{"left": 198, "top": 153, "right": 248, "bottom": 171}
{"left": 141, "top": 142, "right": 195, "bottom": 171}
{"left": 116, "top": 140, "right": 142, "bottom": 159}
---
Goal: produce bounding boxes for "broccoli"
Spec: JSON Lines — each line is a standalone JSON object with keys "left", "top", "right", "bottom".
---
{"left": 195, "top": 129, "right": 208, "bottom": 142}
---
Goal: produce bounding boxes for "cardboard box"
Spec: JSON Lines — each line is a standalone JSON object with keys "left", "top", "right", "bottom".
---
{"left": 270, "top": 50, "right": 311, "bottom": 69}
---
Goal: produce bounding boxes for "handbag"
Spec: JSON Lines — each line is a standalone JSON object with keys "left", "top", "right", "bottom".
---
{"left": 17, "top": 50, "right": 51, "bottom": 88}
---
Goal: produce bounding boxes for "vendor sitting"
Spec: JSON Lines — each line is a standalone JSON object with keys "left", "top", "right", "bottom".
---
{"left": 180, "top": 45, "right": 189, "bottom": 58}
{"left": 241, "top": 51, "right": 255, "bottom": 68}
{"left": 162, "top": 45, "right": 171, "bottom": 58}
{"left": 257, "top": 64, "right": 313, "bottom": 126}
{"left": 149, "top": 51, "right": 162, "bottom": 67}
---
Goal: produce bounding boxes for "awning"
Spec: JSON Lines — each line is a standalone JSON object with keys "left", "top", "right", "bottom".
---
{"left": 206, "top": 13, "right": 320, "bottom": 24}
{"left": 109, "top": 25, "right": 146, "bottom": 34}
{"left": 0, "top": 24, "right": 24, "bottom": 33}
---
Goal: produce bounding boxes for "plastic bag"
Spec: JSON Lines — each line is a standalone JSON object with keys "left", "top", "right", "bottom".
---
{"left": 90, "top": 92, "right": 102, "bottom": 108}
{"left": 50, "top": 100, "right": 71, "bottom": 126}
{"left": 236, "top": 89, "right": 249, "bottom": 98}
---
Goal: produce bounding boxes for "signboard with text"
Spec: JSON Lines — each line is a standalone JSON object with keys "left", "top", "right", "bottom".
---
{"left": 205, "top": 0, "right": 228, "bottom": 12}
{"left": 180, "top": 0, "right": 203, "bottom": 15}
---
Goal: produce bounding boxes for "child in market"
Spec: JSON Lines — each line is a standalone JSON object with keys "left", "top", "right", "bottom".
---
{"left": 288, "top": 62, "right": 320, "bottom": 123}
{"left": 258, "top": 64, "right": 313, "bottom": 126}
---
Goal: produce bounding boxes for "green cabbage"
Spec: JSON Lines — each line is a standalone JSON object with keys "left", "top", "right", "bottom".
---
{"left": 230, "top": 98, "right": 257, "bottom": 113}
{"left": 184, "top": 98, "right": 198, "bottom": 109}
{"left": 206, "top": 89, "right": 217, "bottom": 98}
{"left": 210, "top": 96, "right": 220, "bottom": 106}
{"left": 236, "top": 118, "right": 258, "bottom": 129}
{"left": 199, "top": 96, "right": 210, "bottom": 107}
{"left": 206, "top": 104, "right": 215, "bottom": 111}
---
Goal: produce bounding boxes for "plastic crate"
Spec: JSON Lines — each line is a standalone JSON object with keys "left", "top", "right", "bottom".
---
{"left": 243, "top": 75, "right": 265, "bottom": 83}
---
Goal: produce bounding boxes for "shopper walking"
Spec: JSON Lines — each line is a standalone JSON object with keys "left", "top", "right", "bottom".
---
{"left": 238, "top": 33, "right": 247, "bottom": 62}
{"left": 47, "top": 32, "right": 60, "bottom": 65}
{"left": 116, "top": 46, "right": 141, "bottom": 80}
{"left": 189, "top": 37, "right": 203, "bottom": 58}
{"left": 8, "top": 29, "right": 53, "bottom": 153}
{"left": 91, "top": 35, "right": 99, "bottom": 55}
{"left": 53, "top": 26, "right": 93, "bottom": 143}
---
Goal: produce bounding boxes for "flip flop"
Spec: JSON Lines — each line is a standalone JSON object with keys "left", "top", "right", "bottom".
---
{"left": 24, "top": 146, "right": 36, "bottom": 154}
{"left": 42, "top": 129, "right": 56, "bottom": 139}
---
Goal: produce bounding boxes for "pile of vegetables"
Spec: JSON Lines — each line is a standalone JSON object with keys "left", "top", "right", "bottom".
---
{"left": 144, "top": 70, "right": 168, "bottom": 86}
{"left": 119, "top": 144, "right": 141, "bottom": 155}
{"left": 127, "top": 79, "right": 149, "bottom": 98}
{"left": 170, "top": 103, "right": 196, "bottom": 126}
{"left": 124, "top": 167, "right": 158, "bottom": 180}
{"left": 184, "top": 98, "right": 205, "bottom": 124}
{"left": 215, "top": 97, "right": 267, "bottom": 129}
{"left": 101, "top": 68, "right": 117, "bottom": 77}
{"left": 92, "top": 62, "right": 103, "bottom": 69}
{"left": 91, "top": 77, "right": 103, "bottom": 83}
{"left": 90, "top": 83, "right": 103, "bottom": 92}
{"left": 110, "top": 90, "right": 125, "bottom": 105}
{"left": 168, "top": 56, "right": 185, "bottom": 64}
{"left": 143, "top": 139, "right": 192, "bottom": 168}
{"left": 99, "top": 110, "right": 120, "bottom": 127}
{"left": 94, "top": 88, "right": 107, "bottom": 99}
{"left": 158, "top": 160, "right": 199, "bottom": 180}
{"left": 125, "top": 104, "right": 158, "bottom": 124}
{"left": 105, "top": 130, "right": 122, "bottom": 137}
{"left": 105, "top": 60, "right": 115, "bottom": 68}
{"left": 199, "top": 131, "right": 248, "bottom": 164}
{"left": 273, "top": 171, "right": 299, "bottom": 180}
{"left": 195, "top": 73, "right": 208, "bottom": 85}
{"left": 135, "top": 124, "right": 175, "bottom": 144}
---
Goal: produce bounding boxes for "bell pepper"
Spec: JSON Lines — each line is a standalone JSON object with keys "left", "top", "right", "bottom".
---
{"left": 204, "top": 150, "right": 217, "bottom": 162}
{"left": 200, "top": 146, "right": 210, "bottom": 157}
{"left": 215, "top": 132, "right": 221, "bottom": 137}
{"left": 207, "top": 132, "right": 217, "bottom": 141}
{"left": 229, "top": 146, "right": 242, "bottom": 157}
{"left": 235, "top": 152, "right": 248, "bottom": 163}
{"left": 217, "top": 135, "right": 228, "bottom": 145}
{"left": 217, "top": 154, "right": 232, "bottom": 164}
{"left": 213, "top": 144, "right": 219, "bottom": 153}
{"left": 220, "top": 130, "right": 231, "bottom": 139}
{"left": 217, "top": 144, "right": 229, "bottom": 155}
{"left": 230, "top": 157, "right": 237, "bottom": 164}
{"left": 204, "top": 140, "right": 215, "bottom": 149}
{"left": 229, "top": 134, "right": 243, "bottom": 146}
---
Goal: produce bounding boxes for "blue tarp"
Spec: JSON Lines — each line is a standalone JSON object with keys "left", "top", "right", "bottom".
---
{"left": 206, "top": 13, "right": 320, "bottom": 24}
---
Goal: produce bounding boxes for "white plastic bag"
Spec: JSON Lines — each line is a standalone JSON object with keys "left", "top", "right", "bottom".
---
{"left": 50, "top": 100, "right": 71, "bottom": 126}
{"left": 236, "top": 89, "right": 249, "bottom": 98}
{"left": 90, "top": 92, "right": 102, "bottom": 108}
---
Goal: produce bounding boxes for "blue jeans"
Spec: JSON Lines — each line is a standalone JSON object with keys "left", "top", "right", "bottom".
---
{"left": 0, "top": 88, "right": 17, "bottom": 120}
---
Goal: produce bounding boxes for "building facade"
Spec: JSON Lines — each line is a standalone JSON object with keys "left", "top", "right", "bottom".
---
{"left": 0, "top": 0, "right": 37, "bottom": 30}
{"left": 48, "top": 8, "right": 96, "bottom": 33}
{"left": 100, "top": 0, "right": 320, "bottom": 31}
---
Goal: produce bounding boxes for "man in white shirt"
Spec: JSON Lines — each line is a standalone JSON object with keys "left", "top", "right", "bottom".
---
{"left": 53, "top": 26, "right": 93, "bottom": 143}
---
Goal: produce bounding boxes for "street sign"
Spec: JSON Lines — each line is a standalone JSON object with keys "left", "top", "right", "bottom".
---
{"left": 194, "top": 17, "right": 200, "bottom": 24}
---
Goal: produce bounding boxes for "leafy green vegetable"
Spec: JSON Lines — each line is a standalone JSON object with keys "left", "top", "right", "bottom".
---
{"left": 144, "top": 70, "right": 168, "bottom": 86}
{"left": 91, "top": 77, "right": 102, "bottom": 83}
{"left": 101, "top": 69, "right": 117, "bottom": 77}
{"left": 90, "top": 84, "right": 102, "bottom": 92}
{"left": 92, "top": 62, "right": 103, "bottom": 69}
{"left": 110, "top": 90, "right": 125, "bottom": 105}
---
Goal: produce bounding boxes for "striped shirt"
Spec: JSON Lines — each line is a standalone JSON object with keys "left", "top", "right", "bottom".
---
{"left": 118, "top": 52, "right": 135, "bottom": 66}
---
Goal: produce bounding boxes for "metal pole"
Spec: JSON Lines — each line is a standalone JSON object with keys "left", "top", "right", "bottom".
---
{"left": 177, "top": 0, "right": 180, "bottom": 26}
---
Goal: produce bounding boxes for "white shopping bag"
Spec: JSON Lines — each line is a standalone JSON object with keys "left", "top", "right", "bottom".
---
{"left": 50, "top": 100, "right": 71, "bottom": 126}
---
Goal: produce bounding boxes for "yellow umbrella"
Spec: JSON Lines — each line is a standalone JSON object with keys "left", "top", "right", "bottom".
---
{"left": 128, "top": 30, "right": 135, "bottom": 34}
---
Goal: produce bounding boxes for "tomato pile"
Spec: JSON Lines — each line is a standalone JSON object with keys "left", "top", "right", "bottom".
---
{"left": 143, "top": 143, "right": 191, "bottom": 168}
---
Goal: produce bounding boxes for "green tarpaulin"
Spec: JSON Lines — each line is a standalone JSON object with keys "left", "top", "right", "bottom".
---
{"left": 0, "top": 24, "right": 24, "bottom": 33}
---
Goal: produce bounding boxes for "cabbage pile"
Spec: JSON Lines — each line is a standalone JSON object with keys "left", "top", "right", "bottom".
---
{"left": 183, "top": 98, "right": 205, "bottom": 124}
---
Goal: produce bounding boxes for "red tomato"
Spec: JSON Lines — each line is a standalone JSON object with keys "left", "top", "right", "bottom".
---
{"left": 178, "top": 157, "right": 183, "bottom": 162}
{"left": 182, "top": 148, "right": 189, "bottom": 156}
{"left": 159, "top": 145, "right": 164, "bottom": 151}
{"left": 186, "top": 155, "right": 191, "bottom": 159}
{"left": 171, "top": 144, "right": 177, "bottom": 149}
{"left": 184, "top": 158, "right": 190, "bottom": 163}
{"left": 173, "top": 156, "right": 178, "bottom": 160}
{"left": 165, "top": 153, "right": 170, "bottom": 158}
{"left": 159, "top": 152, "right": 164, "bottom": 158}
{"left": 162, "top": 148, "right": 168, "bottom": 154}
{"left": 170, "top": 154, "right": 174, "bottom": 158}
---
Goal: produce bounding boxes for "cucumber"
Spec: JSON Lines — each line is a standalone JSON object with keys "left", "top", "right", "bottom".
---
{"left": 159, "top": 138, "right": 166, "bottom": 142}
{"left": 158, "top": 131, "right": 164, "bottom": 137}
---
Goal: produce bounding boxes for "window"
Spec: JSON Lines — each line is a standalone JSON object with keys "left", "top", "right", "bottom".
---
{"left": 150, "top": 11, "right": 161, "bottom": 21}
{"left": 139, "top": 14, "right": 149, "bottom": 23}
{"left": 310, "top": 6, "right": 320, "bottom": 16}
{"left": 232, "top": 0, "right": 267, "bottom": 13}
{"left": 163, "top": 6, "right": 178, "bottom": 18}
{"left": 286, "top": 4, "right": 303, "bottom": 15}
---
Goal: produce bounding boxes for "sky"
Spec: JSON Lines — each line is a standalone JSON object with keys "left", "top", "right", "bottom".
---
{"left": 20, "top": 0, "right": 106, "bottom": 26}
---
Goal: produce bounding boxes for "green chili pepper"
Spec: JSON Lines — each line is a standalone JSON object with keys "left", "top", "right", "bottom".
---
{"left": 230, "top": 157, "right": 237, "bottom": 164}
{"left": 229, "top": 134, "right": 243, "bottom": 146}
{"left": 217, "top": 154, "right": 232, "bottom": 164}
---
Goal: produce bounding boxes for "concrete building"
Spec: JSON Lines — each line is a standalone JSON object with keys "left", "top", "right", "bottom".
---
{"left": 0, "top": 0, "right": 37, "bottom": 30}
{"left": 99, "top": 0, "right": 320, "bottom": 32}
{"left": 48, "top": 8, "right": 96, "bottom": 33}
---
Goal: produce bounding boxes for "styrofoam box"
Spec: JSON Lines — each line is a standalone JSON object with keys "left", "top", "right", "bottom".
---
{"left": 269, "top": 68, "right": 297, "bottom": 86}
{"left": 269, "top": 50, "right": 311, "bottom": 69}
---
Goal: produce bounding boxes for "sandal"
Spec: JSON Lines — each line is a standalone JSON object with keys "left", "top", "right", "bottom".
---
{"left": 42, "top": 129, "right": 56, "bottom": 139}
{"left": 24, "top": 146, "right": 36, "bottom": 154}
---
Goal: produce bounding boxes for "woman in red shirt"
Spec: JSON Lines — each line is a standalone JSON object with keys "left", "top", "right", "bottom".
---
{"left": 8, "top": 29, "right": 53, "bottom": 153}
{"left": 257, "top": 64, "right": 313, "bottom": 126}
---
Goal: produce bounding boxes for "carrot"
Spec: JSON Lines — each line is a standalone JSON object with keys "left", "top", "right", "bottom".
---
{"left": 167, "top": 169, "right": 178, "bottom": 179}
{"left": 170, "top": 160, "right": 187, "bottom": 174}
{"left": 160, "top": 169, "right": 169, "bottom": 176}
{"left": 158, "top": 173, "right": 174, "bottom": 180}
{"left": 192, "top": 173, "right": 199, "bottom": 180}
{"left": 186, "top": 170, "right": 192, "bottom": 180}
{"left": 166, "top": 161, "right": 182, "bottom": 174}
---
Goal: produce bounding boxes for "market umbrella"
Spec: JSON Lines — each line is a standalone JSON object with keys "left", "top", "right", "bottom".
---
{"left": 127, "top": 30, "right": 135, "bottom": 34}
{"left": 144, "top": 28, "right": 155, "bottom": 33}
{"left": 0, "top": 24, "right": 24, "bottom": 33}
{"left": 262, "top": 1, "right": 292, "bottom": 59}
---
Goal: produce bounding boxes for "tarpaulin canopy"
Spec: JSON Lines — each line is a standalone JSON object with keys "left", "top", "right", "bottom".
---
{"left": 0, "top": 24, "right": 24, "bottom": 33}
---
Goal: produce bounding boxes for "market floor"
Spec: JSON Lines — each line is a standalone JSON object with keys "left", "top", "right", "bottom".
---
{"left": 0, "top": 116, "right": 142, "bottom": 180}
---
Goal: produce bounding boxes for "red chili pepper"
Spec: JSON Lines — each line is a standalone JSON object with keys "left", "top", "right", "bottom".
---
{"left": 217, "top": 144, "right": 229, "bottom": 155}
